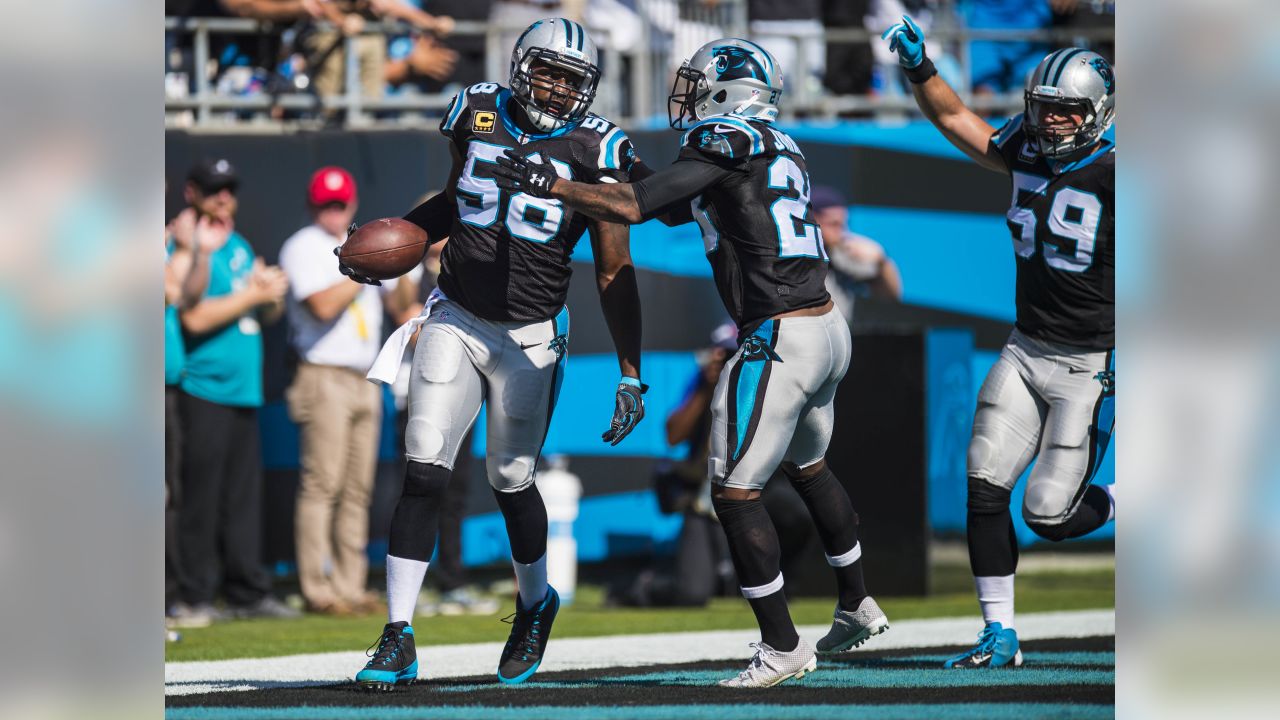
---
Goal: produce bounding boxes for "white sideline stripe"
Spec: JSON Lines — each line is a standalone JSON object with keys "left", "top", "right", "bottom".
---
{"left": 165, "top": 609, "right": 1114, "bottom": 696}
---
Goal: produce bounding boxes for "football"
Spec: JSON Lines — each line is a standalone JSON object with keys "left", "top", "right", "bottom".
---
{"left": 338, "top": 217, "right": 429, "bottom": 280}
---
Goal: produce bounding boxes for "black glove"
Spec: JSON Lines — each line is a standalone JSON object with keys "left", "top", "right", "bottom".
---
{"left": 493, "top": 149, "right": 560, "bottom": 198}
{"left": 602, "top": 378, "right": 647, "bottom": 446}
{"left": 333, "top": 222, "right": 381, "bottom": 286}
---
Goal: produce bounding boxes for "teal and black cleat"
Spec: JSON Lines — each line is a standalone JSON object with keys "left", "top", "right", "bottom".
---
{"left": 944, "top": 622, "right": 1023, "bottom": 669}
{"left": 356, "top": 622, "right": 419, "bottom": 691}
{"left": 496, "top": 585, "right": 560, "bottom": 685}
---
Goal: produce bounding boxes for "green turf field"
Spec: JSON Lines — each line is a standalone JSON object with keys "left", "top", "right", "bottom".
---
{"left": 166, "top": 562, "right": 1113, "bottom": 662}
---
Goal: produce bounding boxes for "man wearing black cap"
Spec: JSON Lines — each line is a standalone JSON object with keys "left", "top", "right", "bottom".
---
{"left": 172, "top": 158, "right": 300, "bottom": 621}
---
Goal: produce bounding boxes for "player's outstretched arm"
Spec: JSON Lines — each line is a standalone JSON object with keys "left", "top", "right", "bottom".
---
{"left": 590, "top": 219, "right": 648, "bottom": 446}
{"left": 882, "top": 16, "right": 1006, "bottom": 174}
{"left": 493, "top": 150, "right": 727, "bottom": 225}
{"left": 492, "top": 149, "right": 646, "bottom": 224}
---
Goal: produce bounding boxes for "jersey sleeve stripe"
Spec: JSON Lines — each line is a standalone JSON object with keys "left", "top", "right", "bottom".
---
{"left": 601, "top": 127, "right": 624, "bottom": 169}
{"left": 993, "top": 113, "right": 1023, "bottom": 149}
{"left": 441, "top": 89, "right": 470, "bottom": 134}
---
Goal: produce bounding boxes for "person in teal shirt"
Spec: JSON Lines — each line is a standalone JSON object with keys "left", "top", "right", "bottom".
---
{"left": 165, "top": 203, "right": 228, "bottom": 622}
{"left": 171, "top": 158, "right": 299, "bottom": 621}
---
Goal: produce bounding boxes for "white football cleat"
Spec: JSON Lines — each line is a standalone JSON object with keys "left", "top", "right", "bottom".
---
{"left": 816, "top": 596, "right": 890, "bottom": 654}
{"left": 718, "top": 639, "right": 817, "bottom": 688}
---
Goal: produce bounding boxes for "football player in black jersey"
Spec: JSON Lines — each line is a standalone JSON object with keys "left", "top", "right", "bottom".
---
{"left": 340, "top": 18, "right": 647, "bottom": 689}
{"left": 884, "top": 16, "right": 1116, "bottom": 668}
{"left": 495, "top": 38, "right": 889, "bottom": 688}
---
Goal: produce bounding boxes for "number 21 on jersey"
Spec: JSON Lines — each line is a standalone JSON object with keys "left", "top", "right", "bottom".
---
{"left": 1008, "top": 172, "right": 1103, "bottom": 272}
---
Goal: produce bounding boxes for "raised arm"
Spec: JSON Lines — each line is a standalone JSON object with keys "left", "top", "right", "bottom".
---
{"left": 883, "top": 16, "right": 1007, "bottom": 174}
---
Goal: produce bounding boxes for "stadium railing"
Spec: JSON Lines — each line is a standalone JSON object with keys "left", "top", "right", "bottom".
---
{"left": 164, "top": 12, "right": 1113, "bottom": 130}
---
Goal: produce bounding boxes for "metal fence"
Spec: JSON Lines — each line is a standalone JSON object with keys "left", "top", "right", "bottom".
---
{"left": 164, "top": 1, "right": 1113, "bottom": 130}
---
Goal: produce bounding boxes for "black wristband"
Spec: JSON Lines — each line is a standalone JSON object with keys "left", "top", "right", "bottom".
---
{"left": 904, "top": 55, "right": 938, "bottom": 85}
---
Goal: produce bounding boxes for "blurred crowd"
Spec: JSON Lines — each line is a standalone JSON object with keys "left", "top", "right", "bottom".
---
{"left": 162, "top": 156, "right": 901, "bottom": 626}
{"left": 164, "top": 0, "right": 1116, "bottom": 125}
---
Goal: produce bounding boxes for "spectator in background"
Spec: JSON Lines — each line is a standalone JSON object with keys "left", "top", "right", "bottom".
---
{"left": 822, "top": 0, "right": 874, "bottom": 98}
{"left": 748, "top": 0, "right": 826, "bottom": 102}
{"left": 612, "top": 322, "right": 740, "bottom": 608}
{"left": 963, "top": 0, "right": 1052, "bottom": 94}
{"left": 164, "top": 202, "right": 230, "bottom": 626}
{"left": 303, "top": 0, "right": 454, "bottom": 110}
{"left": 1049, "top": 0, "right": 1114, "bottom": 63}
{"left": 385, "top": 30, "right": 460, "bottom": 97}
{"left": 811, "top": 186, "right": 902, "bottom": 319}
{"left": 280, "top": 167, "right": 421, "bottom": 615}
{"left": 613, "top": 320, "right": 821, "bottom": 608}
{"left": 165, "top": 1, "right": 302, "bottom": 113}
{"left": 386, "top": 0, "right": 491, "bottom": 98}
{"left": 175, "top": 158, "right": 299, "bottom": 621}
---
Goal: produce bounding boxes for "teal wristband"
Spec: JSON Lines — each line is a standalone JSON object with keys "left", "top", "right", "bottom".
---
{"left": 620, "top": 376, "right": 642, "bottom": 388}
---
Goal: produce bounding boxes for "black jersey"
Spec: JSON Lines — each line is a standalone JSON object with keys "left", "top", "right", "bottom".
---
{"left": 674, "top": 115, "right": 831, "bottom": 335}
{"left": 437, "top": 83, "right": 641, "bottom": 322}
{"left": 993, "top": 114, "right": 1115, "bottom": 350}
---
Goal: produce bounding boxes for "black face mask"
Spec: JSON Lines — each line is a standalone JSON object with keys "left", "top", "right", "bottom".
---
{"left": 668, "top": 64, "right": 708, "bottom": 130}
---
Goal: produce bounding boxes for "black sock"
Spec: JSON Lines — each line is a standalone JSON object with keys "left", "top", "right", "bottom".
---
{"left": 387, "top": 462, "right": 451, "bottom": 561}
{"left": 966, "top": 477, "right": 1018, "bottom": 577}
{"left": 788, "top": 466, "right": 868, "bottom": 610}
{"left": 493, "top": 483, "right": 548, "bottom": 564}
{"left": 712, "top": 494, "right": 799, "bottom": 652}
{"left": 747, "top": 590, "right": 798, "bottom": 651}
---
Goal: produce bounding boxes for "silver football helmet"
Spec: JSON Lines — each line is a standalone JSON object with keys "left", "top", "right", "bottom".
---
{"left": 1023, "top": 48, "right": 1116, "bottom": 160}
{"left": 668, "top": 38, "right": 784, "bottom": 129}
{"left": 509, "top": 18, "right": 601, "bottom": 133}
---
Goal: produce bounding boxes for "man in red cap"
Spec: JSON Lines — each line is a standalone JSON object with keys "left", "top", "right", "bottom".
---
{"left": 280, "top": 166, "right": 422, "bottom": 615}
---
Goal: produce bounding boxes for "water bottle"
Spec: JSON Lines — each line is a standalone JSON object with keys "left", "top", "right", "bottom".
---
{"left": 536, "top": 455, "right": 582, "bottom": 605}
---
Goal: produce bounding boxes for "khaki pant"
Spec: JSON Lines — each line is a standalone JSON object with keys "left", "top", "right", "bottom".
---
{"left": 287, "top": 363, "right": 382, "bottom": 609}
{"left": 305, "top": 31, "right": 386, "bottom": 100}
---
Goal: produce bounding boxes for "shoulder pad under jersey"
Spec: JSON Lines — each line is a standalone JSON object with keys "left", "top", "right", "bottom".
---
{"left": 567, "top": 114, "right": 640, "bottom": 182}
{"left": 440, "top": 82, "right": 504, "bottom": 138}
{"left": 680, "top": 115, "right": 768, "bottom": 161}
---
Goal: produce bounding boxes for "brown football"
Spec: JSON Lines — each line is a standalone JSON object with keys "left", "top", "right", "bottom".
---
{"left": 338, "top": 217, "right": 429, "bottom": 280}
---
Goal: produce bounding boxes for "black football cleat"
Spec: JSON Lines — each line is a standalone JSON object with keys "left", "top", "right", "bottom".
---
{"left": 496, "top": 585, "right": 560, "bottom": 684}
{"left": 356, "top": 622, "right": 419, "bottom": 691}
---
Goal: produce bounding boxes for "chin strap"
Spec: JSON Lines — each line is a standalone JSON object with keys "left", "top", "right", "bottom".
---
{"left": 731, "top": 90, "right": 763, "bottom": 117}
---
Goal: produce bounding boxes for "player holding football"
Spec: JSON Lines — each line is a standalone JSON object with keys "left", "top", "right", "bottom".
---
{"left": 494, "top": 39, "right": 890, "bottom": 688}
{"left": 882, "top": 17, "right": 1116, "bottom": 668}
{"left": 339, "top": 19, "right": 648, "bottom": 689}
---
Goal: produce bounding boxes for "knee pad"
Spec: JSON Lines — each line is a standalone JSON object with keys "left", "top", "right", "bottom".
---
{"left": 967, "top": 477, "right": 1012, "bottom": 515}
{"left": 403, "top": 461, "right": 451, "bottom": 498}
{"left": 1025, "top": 516, "right": 1072, "bottom": 542}
{"left": 487, "top": 455, "right": 535, "bottom": 493}
{"left": 1022, "top": 481, "right": 1074, "bottom": 523}
{"left": 405, "top": 417, "right": 449, "bottom": 466}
